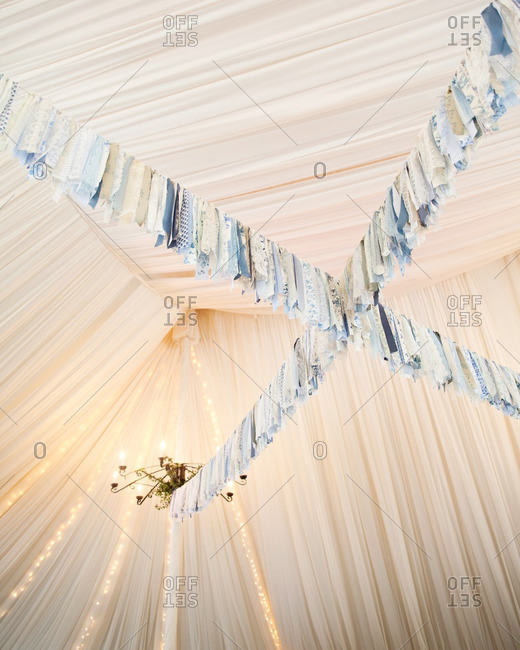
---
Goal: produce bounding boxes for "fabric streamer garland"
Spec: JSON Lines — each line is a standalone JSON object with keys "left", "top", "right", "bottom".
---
{"left": 338, "top": 0, "right": 520, "bottom": 316}
{"left": 0, "top": 74, "right": 347, "bottom": 339}
{"left": 169, "top": 300, "right": 520, "bottom": 519}
{"left": 1, "top": 0, "right": 519, "bottom": 518}
{"left": 169, "top": 0, "right": 520, "bottom": 518}
{"left": 1, "top": 0, "right": 520, "bottom": 332}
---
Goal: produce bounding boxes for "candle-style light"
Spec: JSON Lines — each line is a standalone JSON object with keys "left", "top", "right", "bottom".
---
{"left": 118, "top": 452, "right": 126, "bottom": 475}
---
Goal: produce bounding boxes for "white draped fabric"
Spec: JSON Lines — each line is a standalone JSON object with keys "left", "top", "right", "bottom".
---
{"left": 2, "top": 0, "right": 520, "bottom": 312}
{"left": 2, "top": 0, "right": 520, "bottom": 648}
{"left": 1, "top": 173, "right": 520, "bottom": 647}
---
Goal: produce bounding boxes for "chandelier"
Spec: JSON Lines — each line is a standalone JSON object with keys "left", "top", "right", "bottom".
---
{"left": 110, "top": 452, "right": 247, "bottom": 509}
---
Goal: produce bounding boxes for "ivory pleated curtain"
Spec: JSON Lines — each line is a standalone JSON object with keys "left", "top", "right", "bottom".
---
{"left": 2, "top": 0, "right": 520, "bottom": 647}
{"left": 1, "top": 167, "right": 520, "bottom": 647}
{"left": 2, "top": 0, "right": 520, "bottom": 312}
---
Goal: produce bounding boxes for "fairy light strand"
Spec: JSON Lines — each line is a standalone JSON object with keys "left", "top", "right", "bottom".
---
{"left": 0, "top": 498, "right": 84, "bottom": 622}
{"left": 190, "top": 344, "right": 282, "bottom": 648}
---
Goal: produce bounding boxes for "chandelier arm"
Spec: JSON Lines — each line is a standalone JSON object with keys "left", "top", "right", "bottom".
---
{"left": 137, "top": 483, "right": 157, "bottom": 505}
{"left": 110, "top": 475, "right": 144, "bottom": 493}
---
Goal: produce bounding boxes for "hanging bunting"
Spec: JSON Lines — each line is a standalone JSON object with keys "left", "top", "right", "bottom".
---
{"left": 170, "top": 300, "right": 520, "bottom": 520}
{"left": 1, "top": 0, "right": 520, "bottom": 334}
{"left": 1, "top": 0, "right": 520, "bottom": 519}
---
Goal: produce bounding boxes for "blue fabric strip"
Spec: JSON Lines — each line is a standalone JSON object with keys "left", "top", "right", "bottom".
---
{"left": 482, "top": 4, "right": 513, "bottom": 57}
{"left": 378, "top": 303, "right": 398, "bottom": 354}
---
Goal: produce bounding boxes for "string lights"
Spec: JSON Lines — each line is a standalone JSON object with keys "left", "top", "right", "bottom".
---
{"left": 2, "top": 341, "right": 280, "bottom": 647}
{"left": 231, "top": 498, "right": 282, "bottom": 649}
{"left": 0, "top": 498, "right": 84, "bottom": 622}
{"left": 189, "top": 343, "right": 283, "bottom": 649}
{"left": 160, "top": 521, "right": 174, "bottom": 650}
{"left": 72, "top": 378, "right": 160, "bottom": 648}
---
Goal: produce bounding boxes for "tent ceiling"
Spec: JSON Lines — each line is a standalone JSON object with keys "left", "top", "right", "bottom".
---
{"left": 2, "top": 2, "right": 520, "bottom": 648}
{"left": 2, "top": 0, "right": 519, "bottom": 312}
